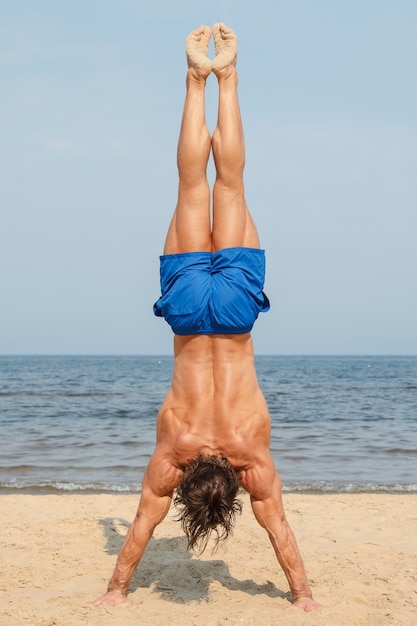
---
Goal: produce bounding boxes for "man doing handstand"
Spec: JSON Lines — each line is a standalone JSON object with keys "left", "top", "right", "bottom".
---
{"left": 94, "top": 23, "right": 321, "bottom": 612}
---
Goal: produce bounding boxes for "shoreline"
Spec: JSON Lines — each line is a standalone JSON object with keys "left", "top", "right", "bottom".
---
{"left": 1, "top": 482, "right": 416, "bottom": 496}
{"left": 2, "top": 492, "right": 416, "bottom": 625}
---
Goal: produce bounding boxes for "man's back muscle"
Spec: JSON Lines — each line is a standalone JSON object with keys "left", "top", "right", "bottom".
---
{"left": 156, "top": 333, "right": 271, "bottom": 468}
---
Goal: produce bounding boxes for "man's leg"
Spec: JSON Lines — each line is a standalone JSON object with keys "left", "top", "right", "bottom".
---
{"left": 163, "top": 26, "right": 213, "bottom": 254}
{"left": 211, "top": 23, "right": 260, "bottom": 251}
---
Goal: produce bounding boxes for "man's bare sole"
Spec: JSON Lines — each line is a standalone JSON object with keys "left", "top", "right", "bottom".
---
{"left": 212, "top": 22, "right": 238, "bottom": 77}
{"left": 186, "top": 25, "right": 212, "bottom": 79}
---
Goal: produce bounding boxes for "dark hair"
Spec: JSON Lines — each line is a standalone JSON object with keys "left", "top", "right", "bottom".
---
{"left": 174, "top": 454, "right": 242, "bottom": 555}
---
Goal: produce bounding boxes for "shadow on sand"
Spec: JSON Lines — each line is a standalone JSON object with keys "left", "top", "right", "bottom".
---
{"left": 99, "top": 517, "right": 291, "bottom": 604}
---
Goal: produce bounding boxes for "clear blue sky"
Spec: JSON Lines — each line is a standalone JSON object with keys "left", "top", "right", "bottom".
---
{"left": 1, "top": 0, "right": 416, "bottom": 355}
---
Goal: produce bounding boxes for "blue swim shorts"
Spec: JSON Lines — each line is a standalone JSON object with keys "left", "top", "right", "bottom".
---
{"left": 153, "top": 247, "right": 270, "bottom": 335}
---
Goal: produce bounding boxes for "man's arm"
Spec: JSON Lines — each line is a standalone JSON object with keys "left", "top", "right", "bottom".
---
{"left": 242, "top": 463, "right": 322, "bottom": 611}
{"left": 93, "top": 459, "right": 178, "bottom": 606}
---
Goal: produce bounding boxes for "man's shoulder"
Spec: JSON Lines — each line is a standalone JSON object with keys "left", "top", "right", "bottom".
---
{"left": 146, "top": 447, "right": 184, "bottom": 495}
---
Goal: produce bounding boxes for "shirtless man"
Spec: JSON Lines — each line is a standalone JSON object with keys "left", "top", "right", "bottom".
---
{"left": 94, "top": 24, "right": 321, "bottom": 612}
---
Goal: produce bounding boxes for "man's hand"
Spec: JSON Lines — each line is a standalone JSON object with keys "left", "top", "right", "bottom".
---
{"left": 293, "top": 595, "right": 323, "bottom": 611}
{"left": 92, "top": 589, "right": 131, "bottom": 607}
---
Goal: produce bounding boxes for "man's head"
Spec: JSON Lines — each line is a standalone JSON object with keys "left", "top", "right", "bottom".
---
{"left": 174, "top": 454, "right": 242, "bottom": 554}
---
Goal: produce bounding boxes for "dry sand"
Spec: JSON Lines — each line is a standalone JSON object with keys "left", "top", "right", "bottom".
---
{"left": 1, "top": 492, "right": 416, "bottom": 626}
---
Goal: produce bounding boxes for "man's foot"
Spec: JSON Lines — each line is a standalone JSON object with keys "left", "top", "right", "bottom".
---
{"left": 212, "top": 22, "right": 237, "bottom": 77}
{"left": 186, "top": 25, "right": 212, "bottom": 80}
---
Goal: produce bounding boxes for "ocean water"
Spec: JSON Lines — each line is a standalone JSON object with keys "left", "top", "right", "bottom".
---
{"left": 0, "top": 355, "right": 416, "bottom": 493}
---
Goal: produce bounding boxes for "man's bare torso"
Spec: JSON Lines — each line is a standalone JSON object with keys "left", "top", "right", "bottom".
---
{"left": 156, "top": 333, "right": 271, "bottom": 473}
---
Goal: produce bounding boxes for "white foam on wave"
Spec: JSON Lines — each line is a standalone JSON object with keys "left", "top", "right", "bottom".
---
{"left": 1, "top": 479, "right": 417, "bottom": 494}
{"left": 282, "top": 481, "right": 417, "bottom": 493}
{"left": 0, "top": 480, "right": 141, "bottom": 493}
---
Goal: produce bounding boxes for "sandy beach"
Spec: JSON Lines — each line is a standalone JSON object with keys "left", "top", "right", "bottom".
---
{"left": 1, "top": 492, "right": 416, "bottom": 626}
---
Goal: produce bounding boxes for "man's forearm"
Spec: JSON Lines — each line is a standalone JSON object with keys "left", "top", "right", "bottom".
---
{"left": 250, "top": 497, "right": 312, "bottom": 600}
{"left": 267, "top": 523, "right": 312, "bottom": 600}
{"left": 107, "top": 520, "right": 152, "bottom": 594}
{"left": 93, "top": 486, "right": 173, "bottom": 607}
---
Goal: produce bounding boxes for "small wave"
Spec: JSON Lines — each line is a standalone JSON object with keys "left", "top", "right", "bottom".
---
{"left": 1, "top": 479, "right": 416, "bottom": 495}
{"left": 0, "top": 480, "right": 141, "bottom": 494}
{"left": 281, "top": 481, "right": 417, "bottom": 493}
{"left": 0, "top": 390, "right": 124, "bottom": 398}
{"left": 385, "top": 448, "right": 417, "bottom": 455}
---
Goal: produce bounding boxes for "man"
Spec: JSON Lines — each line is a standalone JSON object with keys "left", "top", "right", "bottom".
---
{"left": 94, "top": 23, "right": 321, "bottom": 612}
